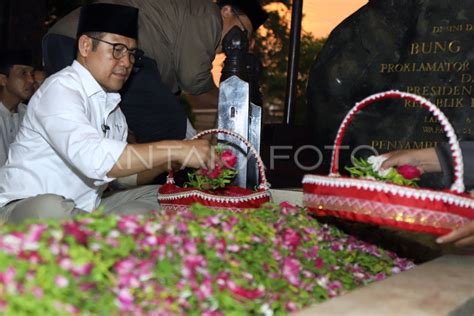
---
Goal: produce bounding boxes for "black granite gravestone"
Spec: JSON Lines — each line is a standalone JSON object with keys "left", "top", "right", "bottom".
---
{"left": 307, "top": 0, "right": 473, "bottom": 186}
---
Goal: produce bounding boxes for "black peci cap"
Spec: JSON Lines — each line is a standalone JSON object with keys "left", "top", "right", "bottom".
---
{"left": 0, "top": 50, "right": 33, "bottom": 75}
{"left": 77, "top": 3, "right": 139, "bottom": 39}
{"left": 217, "top": 0, "right": 269, "bottom": 30}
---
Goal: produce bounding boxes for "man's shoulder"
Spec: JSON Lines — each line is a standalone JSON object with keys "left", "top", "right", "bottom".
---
{"left": 44, "top": 66, "right": 83, "bottom": 90}
{"left": 136, "top": 0, "right": 220, "bottom": 20}
{"left": 187, "top": 0, "right": 220, "bottom": 17}
{"left": 31, "top": 66, "right": 87, "bottom": 108}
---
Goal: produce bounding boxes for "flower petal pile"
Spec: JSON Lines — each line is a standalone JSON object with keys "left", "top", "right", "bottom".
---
{"left": 0, "top": 203, "right": 414, "bottom": 315}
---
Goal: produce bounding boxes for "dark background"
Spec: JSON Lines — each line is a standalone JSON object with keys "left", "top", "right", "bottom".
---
{"left": 1, "top": 0, "right": 47, "bottom": 67}
{"left": 0, "top": 0, "right": 92, "bottom": 68}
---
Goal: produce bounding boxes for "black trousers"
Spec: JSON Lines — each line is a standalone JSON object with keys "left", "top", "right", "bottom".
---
{"left": 42, "top": 33, "right": 187, "bottom": 143}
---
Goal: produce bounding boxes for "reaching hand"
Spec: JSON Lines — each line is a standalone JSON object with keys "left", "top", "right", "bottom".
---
{"left": 380, "top": 148, "right": 441, "bottom": 174}
{"left": 178, "top": 139, "right": 213, "bottom": 170}
{"left": 437, "top": 221, "right": 474, "bottom": 248}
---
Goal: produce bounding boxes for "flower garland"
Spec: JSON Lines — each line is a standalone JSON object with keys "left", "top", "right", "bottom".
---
{"left": 0, "top": 203, "right": 414, "bottom": 315}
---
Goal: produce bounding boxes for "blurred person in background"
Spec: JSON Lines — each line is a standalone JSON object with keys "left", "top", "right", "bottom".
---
{"left": 0, "top": 50, "right": 34, "bottom": 166}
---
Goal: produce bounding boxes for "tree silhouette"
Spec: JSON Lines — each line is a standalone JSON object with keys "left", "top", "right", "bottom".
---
{"left": 254, "top": 1, "right": 326, "bottom": 124}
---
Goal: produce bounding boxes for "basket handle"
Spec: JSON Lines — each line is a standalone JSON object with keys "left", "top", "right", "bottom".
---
{"left": 166, "top": 128, "right": 270, "bottom": 190}
{"left": 330, "top": 90, "right": 465, "bottom": 193}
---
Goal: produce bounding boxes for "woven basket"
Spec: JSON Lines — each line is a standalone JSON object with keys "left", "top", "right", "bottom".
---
{"left": 158, "top": 129, "right": 271, "bottom": 211}
{"left": 303, "top": 90, "right": 474, "bottom": 235}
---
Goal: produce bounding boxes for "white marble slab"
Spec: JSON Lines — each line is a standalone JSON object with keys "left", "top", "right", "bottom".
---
{"left": 296, "top": 255, "right": 474, "bottom": 315}
{"left": 270, "top": 188, "right": 303, "bottom": 206}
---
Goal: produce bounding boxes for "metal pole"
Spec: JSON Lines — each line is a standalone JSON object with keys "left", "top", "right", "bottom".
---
{"left": 283, "top": 0, "right": 303, "bottom": 125}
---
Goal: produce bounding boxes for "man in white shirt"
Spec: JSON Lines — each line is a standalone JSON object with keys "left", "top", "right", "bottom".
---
{"left": 0, "top": 3, "right": 212, "bottom": 224}
{"left": 0, "top": 50, "right": 35, "bottom": 166}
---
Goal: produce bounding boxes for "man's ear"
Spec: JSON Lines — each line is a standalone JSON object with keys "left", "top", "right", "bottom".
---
{"left": 77, "top": 34, "right": 93, "bottom": 57}
{"left": 0, "top": 74, "right": 7, "bottom": 87}
{"left": 220, "top": 5, "right": 233, "bottom": 19}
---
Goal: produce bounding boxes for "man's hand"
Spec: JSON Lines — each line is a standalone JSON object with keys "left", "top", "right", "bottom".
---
{"left": 381, "top": 148, "right": 441, "bottom": 173}
{"left": 437, "top": 221, "right": 474, "bottom": 248}
{"left": 176, "top": 139, "right": 213, "bottom": 170}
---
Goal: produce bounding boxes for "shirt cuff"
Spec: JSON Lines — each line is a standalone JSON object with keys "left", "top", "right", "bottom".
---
{"left": 92, "top": 139, "right": 127, "bottom": 186}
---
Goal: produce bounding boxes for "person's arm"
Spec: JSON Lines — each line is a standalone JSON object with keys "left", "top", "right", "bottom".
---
{"left": 34, "top": 78, "right": 213, "bottom": 184}
{"left": 380, "top": 147, "right": 441, "bottom": 173}
{"left": 107, "top": 139, "right": 212, "bottom": 178}
{"left": 111, "top": 163, "right": 168, "bottom": 188}
{"left": 135, "top": 161, "right": 183, "bottom": 185}
{"left": 174, "top": 4, "right": 221, "bottom": 96}
{"left": 383, "top": 142, "right": 474, "bottom": 189}
{"left": 136, "top": 165, "right": 167, "bottom": 185}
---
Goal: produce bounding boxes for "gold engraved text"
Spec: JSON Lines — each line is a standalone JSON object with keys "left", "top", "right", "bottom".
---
{"left": 410, "top": 41, "right": 461, "bottom": 55}
{"left": 371, "top": 140, "right": 438, "bottom": 151}
{"left": 379, "top": 60, "right": 469, "bottom": 73}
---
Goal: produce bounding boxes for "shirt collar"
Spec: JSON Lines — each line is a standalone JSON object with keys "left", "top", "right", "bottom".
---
{"left": 0, "top": 101, "right": 19, "bottom": 115}
{"left": 71, "top": 60, "right": 121, "bottom": 100}
{"left": 0, "top": 101, "right": 8, "bottom": 115}
{"left": 71, "top": 60, "right": 121, "bottom": 111}
{"left": 71, "top": 61, "right": 104, "bottom": 98}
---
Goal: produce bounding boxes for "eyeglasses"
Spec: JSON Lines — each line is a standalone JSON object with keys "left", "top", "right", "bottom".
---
{"left": 88, "top": 36, "right": 144, "bottom": 64}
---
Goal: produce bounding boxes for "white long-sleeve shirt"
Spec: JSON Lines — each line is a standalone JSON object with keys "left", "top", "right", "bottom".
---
{"left": 0, "top": 61, "right": 128, "bottom": 211}
{"left": 0, "top": 101, "right": 27, "bottom": 166}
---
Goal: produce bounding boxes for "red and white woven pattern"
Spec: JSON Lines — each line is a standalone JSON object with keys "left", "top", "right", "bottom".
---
{"left": 158, "top": 129, "right": 271, "bottom": 212}
{"left": 304, "top": 194, "right": 469, "bottom": 231}
{"left": 303, "top": 90, "right": 474, "bottom": 235}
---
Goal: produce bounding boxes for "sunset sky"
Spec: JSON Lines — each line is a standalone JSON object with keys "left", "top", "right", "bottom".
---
{"left": 302, "top": 0, "right": 367, "bottom": 37}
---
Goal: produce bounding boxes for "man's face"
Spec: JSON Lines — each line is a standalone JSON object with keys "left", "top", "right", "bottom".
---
{"left": 81, "top": 33, "right": 137, "bottom": 92}
{"left": 0, "top": 65, "right": 35, "bottom": 102}
{"left": 217, "top": 7, "right": 254, "bottom": 54}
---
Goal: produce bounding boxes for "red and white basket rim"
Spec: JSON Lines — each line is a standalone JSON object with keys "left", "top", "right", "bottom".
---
{"left": 158, "top": 189, "right": 271, "bottom": 203}
{"left": 303, "top": 174, "right": 474, "bottom": 208}
{"left": 160, "top": 204, "right": 256, "bottom": 212}
{"left": 329, "top": 90, "right": 465, "bottom": 193}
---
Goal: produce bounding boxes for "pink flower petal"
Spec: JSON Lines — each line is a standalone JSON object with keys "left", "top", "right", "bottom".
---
{"left": 397, "top": 164, "right": 421, "bottom": 179}
{"left": 55, "top": 276, "right": 69, "bottom": 288}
